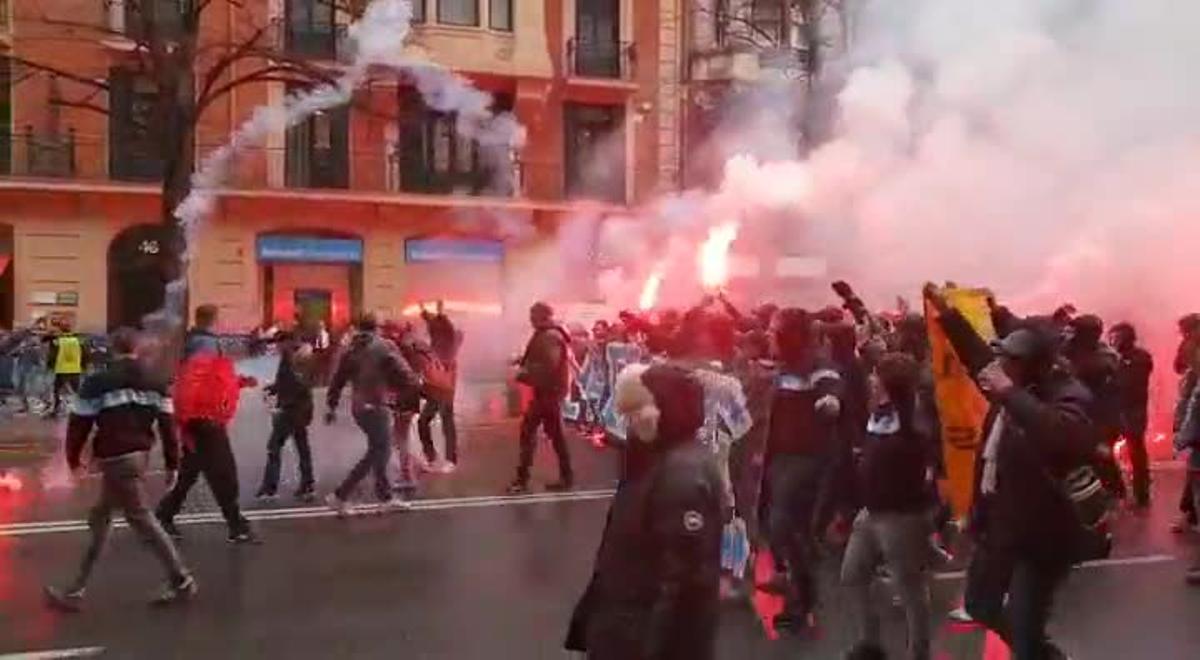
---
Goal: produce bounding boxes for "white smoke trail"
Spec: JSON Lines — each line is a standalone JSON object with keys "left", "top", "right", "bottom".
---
{"left": 157, "top": 0, "right": 525, "bottom": 333}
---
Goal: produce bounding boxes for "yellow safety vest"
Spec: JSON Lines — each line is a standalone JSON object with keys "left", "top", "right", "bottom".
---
{"left": 54, "top": 335, "right": 84, "bottom": 375}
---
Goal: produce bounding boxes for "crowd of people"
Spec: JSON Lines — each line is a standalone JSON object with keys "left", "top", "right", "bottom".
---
{"left": 0, "top": 316, "right": 105, "bottom": 417}
{"left": 543, "top": 282, "right": 1195, "bottom": 660}
{"left": 28, "top": 280, "right": 1200, "bottom": 660}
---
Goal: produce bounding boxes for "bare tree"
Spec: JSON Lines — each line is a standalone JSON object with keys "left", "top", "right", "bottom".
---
{"left": 697, "top": 0, "right": 851, "bottom": 88}
{"left": 2, "top": 0, "right": 348, "bottom": 274}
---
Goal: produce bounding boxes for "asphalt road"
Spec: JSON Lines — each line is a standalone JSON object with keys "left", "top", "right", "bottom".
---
{"left": 1, "top": 364, "right": 1199, "bottom": 658}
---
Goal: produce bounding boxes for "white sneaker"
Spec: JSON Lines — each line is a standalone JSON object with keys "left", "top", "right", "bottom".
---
{"left": 948, "top": 606, "right": 975, "bottom": 624}
{"left": 432, "top": 460, "right": 457, "bottom": 475}
{"left": 380, "top": 497, "right": 413, "bottom": 513}
{"left": 325, "top": 493, "right": 351, "bottom": 517}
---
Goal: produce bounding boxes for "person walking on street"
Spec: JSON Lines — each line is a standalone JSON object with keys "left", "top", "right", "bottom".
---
{"left": 760, "top": 308, "right": 844, "bottom": 634}
{"left": 47, "top": 319, "right": 86, "bottom": 417}
{"left": 508, "top": 302, "right": 574, "bottom": 494}
{"left": 565, "top": 364, "right": 725, "bottom": 660}
{"left": 927, "top": 285, "right": 1099, "bottom": 660}
{"left": 842, "top": 353, "right": 938, "bottom": 660}
{"left": 418, "top": 301, "right": 462, "bottom": 473}
{"left": 1109, "top": 322, "right": 1154, "bottom": 508}
{"left": 156, "top": 305, "right": 259, "bottom": 544}
{"left": 324, "top": 314, "right": 421, "bottom": 516}
{"left": 45, "top": 327, "right": 196, "bottom": 612}
{"left": 256, "top": 331, "right": 317, "bottom": 501}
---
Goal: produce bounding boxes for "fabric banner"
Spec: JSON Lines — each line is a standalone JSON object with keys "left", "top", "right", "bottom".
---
{"left": 925, "top": 288, "right": 997, "bottom": 519}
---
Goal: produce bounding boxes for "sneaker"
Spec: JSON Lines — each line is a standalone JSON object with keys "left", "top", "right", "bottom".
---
{"left": 1186, "top": 564, "right": 1200, "bottom": 586}
{"left": 430, "top": 460, "right": 457, "bottom": 475}
{"left": 326, "top": 492, "right": 352, "bottom": 517}
{"left": 294, "top": 486, "right": 316, "bottom": 502}
{"left": 151, "top": 574, "right": 198, "bottom": 607}
{"left": 227, "top": 529, "right": 262, "bottom": 545}
{"left": 414, "top": 456, "right": 433, "bottom": 474}
{"left": 947, "top": 605, "right": 976, "bottom": 624}
{"left": 506, "top": 480, "right": 531, "bottom": 495}
{"left": 255, "top": 490, "right": 278, "bottom": 502}
{"left": 157, "top": 515, "right": 183, "bottom": 541}
{"left": 545, "top": 479, "right": 574, "bottom": 493}
{"left": 44, "top": 586, "right": 84, "bottom": 613}
{"left": 380, "top": 497, "right": 414, "bottom": 514}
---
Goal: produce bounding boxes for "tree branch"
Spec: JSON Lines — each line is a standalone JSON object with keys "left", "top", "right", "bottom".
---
{"left": 0, "top": 54, "right": 110, "bottom": 93}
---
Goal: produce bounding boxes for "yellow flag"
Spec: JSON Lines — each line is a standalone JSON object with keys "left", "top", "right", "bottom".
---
{"left": 924, "top": 288, "right": 997, "bottom": 519}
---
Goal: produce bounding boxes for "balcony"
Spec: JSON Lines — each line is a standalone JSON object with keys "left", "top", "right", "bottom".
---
{"left": 2, "top": 128, "right": 77, "bottom": 178}
{"left": 566, "top": 38, "right": 636, "bottom": 81}
{"left": 386, "top": 149, "right": 520, "bottom": 198}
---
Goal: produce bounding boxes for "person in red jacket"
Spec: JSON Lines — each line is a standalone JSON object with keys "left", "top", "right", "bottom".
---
{"left": 155, "top": 304, "right": 259, "bottom": 544}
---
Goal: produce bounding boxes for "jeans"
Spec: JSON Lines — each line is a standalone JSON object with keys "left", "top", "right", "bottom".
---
{"left": 72, "top": 453, "right": 190, "bottom": 591}
{"left": 516, "top": 389, "right": 572, "bottom": 485}
{"left": 964, "top": 544, "right": 1071, "bottom": 660}
{"left": 417, "top": 398, "right": 458, "bottom": 464}
{"left": 157, "top": 420, "right": 250, "bottom": 535}
{"left": 765, "top": 454, "right": 824, "bottom": 617}
{"left": 335, "top": 405, "right": 393, "bottom": 502}
{"left": 841, "top": 509, "right": 932, "bottom": 660}
{"left": 258, "top": 409, "right": 314, "bottom": 495}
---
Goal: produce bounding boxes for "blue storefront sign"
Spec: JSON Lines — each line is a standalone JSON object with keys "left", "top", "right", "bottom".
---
{"left": 257, "top": 236, "right": 363, "bottom": 263}
{"left": 405, "top": 238, "right": 505, "bottom": 264}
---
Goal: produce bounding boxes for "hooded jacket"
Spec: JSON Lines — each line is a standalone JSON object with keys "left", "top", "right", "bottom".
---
{"left": 327, "top": 331, "right": 419, "bottom": 411}
{"left": 566, "top": 365, "right": 724, "bottom": 660}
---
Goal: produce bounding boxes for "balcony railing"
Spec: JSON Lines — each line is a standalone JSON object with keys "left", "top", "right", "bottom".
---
{"left": 566, "top": 38, "right": 636, "bottom": 80}
{"left": 386, "top": 149, "right": 520, "bottom": 198}
{"left": 2, "top": 127, "right": 77, "bottom": 178}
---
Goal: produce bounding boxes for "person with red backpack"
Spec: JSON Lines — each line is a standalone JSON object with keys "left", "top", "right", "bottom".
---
{"left": 155, "top": 304, "right": 259, "bottom": 544}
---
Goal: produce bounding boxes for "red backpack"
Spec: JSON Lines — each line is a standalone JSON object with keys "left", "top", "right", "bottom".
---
{"left": 173, "top": 353, "right": 242, "bottom": 426}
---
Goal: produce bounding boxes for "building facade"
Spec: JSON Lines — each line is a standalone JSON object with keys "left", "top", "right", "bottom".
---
{"left": 0, "top": 0, "right": 685, "bottom": 335}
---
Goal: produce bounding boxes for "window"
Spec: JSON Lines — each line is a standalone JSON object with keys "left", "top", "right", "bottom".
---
{"left": 438, "top": 0, "right": 478, "bottom": 27}
{"left": 489, "top": 0, "right": 512, "bottom": 31}
{"left": 564, "top": 103, "right": 624, "bottom": 203}
{"left": 125, "top": 0, "right": 186, "bottom": 40}
{"left": 574, "top": 0, "right": 621, "bottom": 78}
{"left": 286, "top": 103, "right": 349, "bottom": 189}
{"left": 393, "top": 89, "right": 513, "bottom": 195}
{"left": 286, "top": 0, "right": 337, "bottom": 59}
{"left": 108, "top": 69, "right": 163, "bottom": 182}
{"left": 412, "top": 0, "right": 425, "bottom": 23}
{"left": 751, "top": 0, "right": 786, "bottom": 44}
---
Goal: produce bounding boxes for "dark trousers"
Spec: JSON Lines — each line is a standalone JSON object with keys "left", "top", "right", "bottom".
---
{"left": 1183, "top": 469, "right": 1198, "bottom": 522}
{"left": 72, "top": 453, "right": 189, "bottom": 591}
{"left": 765, "top": 454, "right": 824, "bottom": 617}
{"left": 516, "top": 389, "right": 572, "bottom": 484}
{"left": 1123, "top": 419, "right": 1150, "bottom": 505}
{"left": 335, "top": 405, "right": 393, "bottom": 502}
{"left": 259, "top": 409, "right": 314, "bottom": 495}
{"left": 964, "top": 544, "right": 1071, "bottom": 660}
{"left": 52, "top": 373, "right": 81, "bottom": 413}
{"left": 156, "top": 420, "right": 249, "bottom": 535}
{"left": 417, "top": 398, "right": 458, "bottom": 464}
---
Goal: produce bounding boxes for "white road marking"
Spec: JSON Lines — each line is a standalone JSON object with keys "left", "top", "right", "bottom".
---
{"left": 0, "top": 647, "right": 105, "bottom": 659}
{"left": 0, "top": 489, "right": 618, "bottom": 537}
{"left": 932, "top": 553, "right": 1177, "bottom": 581}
